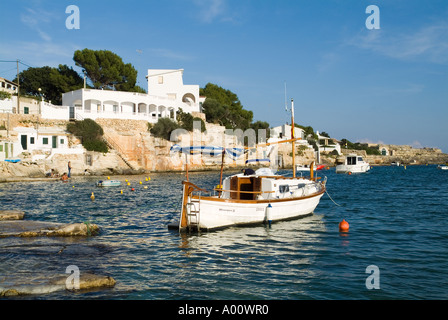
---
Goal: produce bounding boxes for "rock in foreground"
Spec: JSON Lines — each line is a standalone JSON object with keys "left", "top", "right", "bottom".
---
{"left": 0, "top": 273, "right": 116, "bottom": 297}
{"left": 0, "top": 210, "right": 25, "bottom": 221}
{"left": 0, "top": 221, "right": 99, "bottom": 237}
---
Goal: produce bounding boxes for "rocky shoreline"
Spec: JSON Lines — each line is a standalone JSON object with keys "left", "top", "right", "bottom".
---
{"left": 0, "top": 210, "right": 116, "bottom": 297}
{"left": 2, "top": 148, "right": 448, "bottom": 183}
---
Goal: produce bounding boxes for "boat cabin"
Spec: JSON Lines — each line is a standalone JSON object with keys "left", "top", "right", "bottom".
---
{"left": 222, "top": 172, "right": 316, "bottom": 201}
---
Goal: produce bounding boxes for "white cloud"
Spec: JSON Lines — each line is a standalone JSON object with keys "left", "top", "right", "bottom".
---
{"left": 0, "top": 40, "right": 78, "bottom": 68}
{"left": 20, "top": 7, "right": 57, "bottom": 42}
{"left": 192, "top": 0, "right": 236, "bottom": 24}
{"left": 347, "top": 21, "right": 448, "bottom": 64}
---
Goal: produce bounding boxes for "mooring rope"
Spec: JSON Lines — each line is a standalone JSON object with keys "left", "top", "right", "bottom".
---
{"left": 325, "top": 189, "right": 342, "bottom": 207}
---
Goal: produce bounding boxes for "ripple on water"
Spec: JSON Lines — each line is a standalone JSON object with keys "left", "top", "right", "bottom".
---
{"left": 1, "top": 168, "right": 448, "bottom": 299}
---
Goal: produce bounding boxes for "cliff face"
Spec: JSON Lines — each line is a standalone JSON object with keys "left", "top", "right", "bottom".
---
{"left": 2, "top": 114, "right": 448, "bottom": 178}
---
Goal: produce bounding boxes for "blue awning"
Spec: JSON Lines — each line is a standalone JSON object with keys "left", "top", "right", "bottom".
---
{"left": 170, "top": 145, "right": 246, "bottom": 161}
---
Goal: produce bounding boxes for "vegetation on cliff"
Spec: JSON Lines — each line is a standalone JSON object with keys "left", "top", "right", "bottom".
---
{"left": 149, "top": 109, "right": 206, "bottom": 140}
{"left": 66, "top": 119, "right": 108, "bottom": 153}
{"left": 340, "top": 138, "right": 381, "bottom": 155}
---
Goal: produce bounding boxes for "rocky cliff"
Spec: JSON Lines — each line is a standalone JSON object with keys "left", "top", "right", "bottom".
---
{"left": 2, "top": 114, "right": 448, "bottom": 180}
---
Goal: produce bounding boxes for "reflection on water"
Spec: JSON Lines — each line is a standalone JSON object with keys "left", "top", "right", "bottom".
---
{"left": 1, "top": 166, "right": 448, "bottom": 299}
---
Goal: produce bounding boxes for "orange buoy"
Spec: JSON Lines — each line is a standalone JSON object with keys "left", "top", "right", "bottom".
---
{"left": 339, "top": 219, "right": 349, "bottom": 232}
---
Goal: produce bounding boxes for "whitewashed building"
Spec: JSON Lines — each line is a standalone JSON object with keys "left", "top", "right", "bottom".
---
{"left": 270, "top": 124, "right": 305, "bottom": 141}
{"left": 0, "top": 77, "right": 18, "bottom": 113}
{"left": 12, "top": 126, "right": 83, "bottom": 161}
{"left": 61, "top": 68, "right": 204, "bottom": 122}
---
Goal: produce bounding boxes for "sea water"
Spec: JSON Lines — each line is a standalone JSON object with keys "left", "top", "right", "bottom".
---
{"left": 1, "top": 165, "right": 447, "bottom": 300}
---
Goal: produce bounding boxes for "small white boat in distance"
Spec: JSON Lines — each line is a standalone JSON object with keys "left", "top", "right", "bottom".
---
{"left": 437, "top": 165, "right": 448, "bottom": 170}
{"left": 96, "top": 180, "right": 122, "bottom": 187}
{"left": 335, "top": 154, "right": 370, "bottom": 174}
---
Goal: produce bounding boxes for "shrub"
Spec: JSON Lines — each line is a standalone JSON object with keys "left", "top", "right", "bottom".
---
{"left": 150, "top": 118, "right": 180, "bottom": 140}
{"left": 67, "top": 119, "right": 108, "bottom": 153}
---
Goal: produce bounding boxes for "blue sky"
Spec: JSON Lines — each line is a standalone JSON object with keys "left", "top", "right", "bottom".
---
{"left": 1, "top": 0, "right": 448, "bottom": 152}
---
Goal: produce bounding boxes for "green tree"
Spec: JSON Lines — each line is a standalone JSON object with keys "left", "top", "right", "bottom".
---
{"left": 0, "top": 91, "right": 11, "bottom": 100}
{"left": 340, "top": 138, "right": 381, "bottom": 155}
{"left": 200, "top": 83, "right": 253, "bottom": 130}
{"left": 250, "top": 120, "right": 270, "bottom": 142}
{"left": 150, "top": 118, "right": 181, "bottom": 140}
{"left": 14, "top": 65, "right": 83, "bottom": 105}
{"left": 176, "top": 108, "right": 206, "bottom": 132}
{"left": 74, "top": 48, "right": 145, "bottom": 92}
{"left": 294, "top": 123, "right": 318, "bottom": 140}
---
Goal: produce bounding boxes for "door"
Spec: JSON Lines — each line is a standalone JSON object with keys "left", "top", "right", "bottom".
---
{"left": 52, "top": 136, "right": 57, "bottom": 148}
{"left": 21, "top": 135, "right": 27, "bottom": 150}
{"left": 69, "top": 106, "right": 75, "bottom": 119}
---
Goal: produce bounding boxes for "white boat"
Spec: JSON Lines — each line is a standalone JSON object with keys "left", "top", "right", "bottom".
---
{"left": 437, "top": 165, "right": 448, "bottom": 170}
{"left": 168, "top": 98, "right": 327, "bottom": 232}
{"left": 335, "top": 154, "right": 370, "bottom": 174}
{"left": 96, "top": 180, "right": 122, "bottom": 187}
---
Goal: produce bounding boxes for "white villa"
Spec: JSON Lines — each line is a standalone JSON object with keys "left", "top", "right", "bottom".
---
{"left": 61, "top": 69, "right": 204, "bottom": 122}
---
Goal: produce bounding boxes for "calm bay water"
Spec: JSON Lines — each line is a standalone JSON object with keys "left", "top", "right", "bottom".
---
{"left": 1, "top": 165, "right": 447, "bottom": 300}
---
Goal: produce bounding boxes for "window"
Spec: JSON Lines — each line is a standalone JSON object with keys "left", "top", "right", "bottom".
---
{"left": 24, "top": 107, "right": 29, "bottom": 114}
{"left": 347, "top": 157, "right": 357, "bottom": 165}
{"left": 0, "top": 145, "right": 3, "bottom": 152}
{"left": 30, "top": 137, "right": 35, "bottom": 144}
{"left": 43, "top": 137, "right": 48, "bottom": 145}
{"left": 86, "top": 154, "right": 92, "bottom": 166}
{"left": 279, "top": 185, "right": 290, "bottom": 193}
{"left": 60, "top": 138, "right": 65, "bottom": 144}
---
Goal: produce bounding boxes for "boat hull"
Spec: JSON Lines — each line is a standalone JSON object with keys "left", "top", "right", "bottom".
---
{"left": 96, "top": 180, "right": 122, "bottom": 187}
{"left": 185, "top": 191, "right": 324, "bottom": 231}
{"left": 335, "top": 164, "right": 370, "bottom": 174}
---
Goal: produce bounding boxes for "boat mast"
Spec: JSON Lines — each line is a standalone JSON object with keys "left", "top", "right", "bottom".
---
{"left": 291, "top": 98, "right": 296, "bottom": 178}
